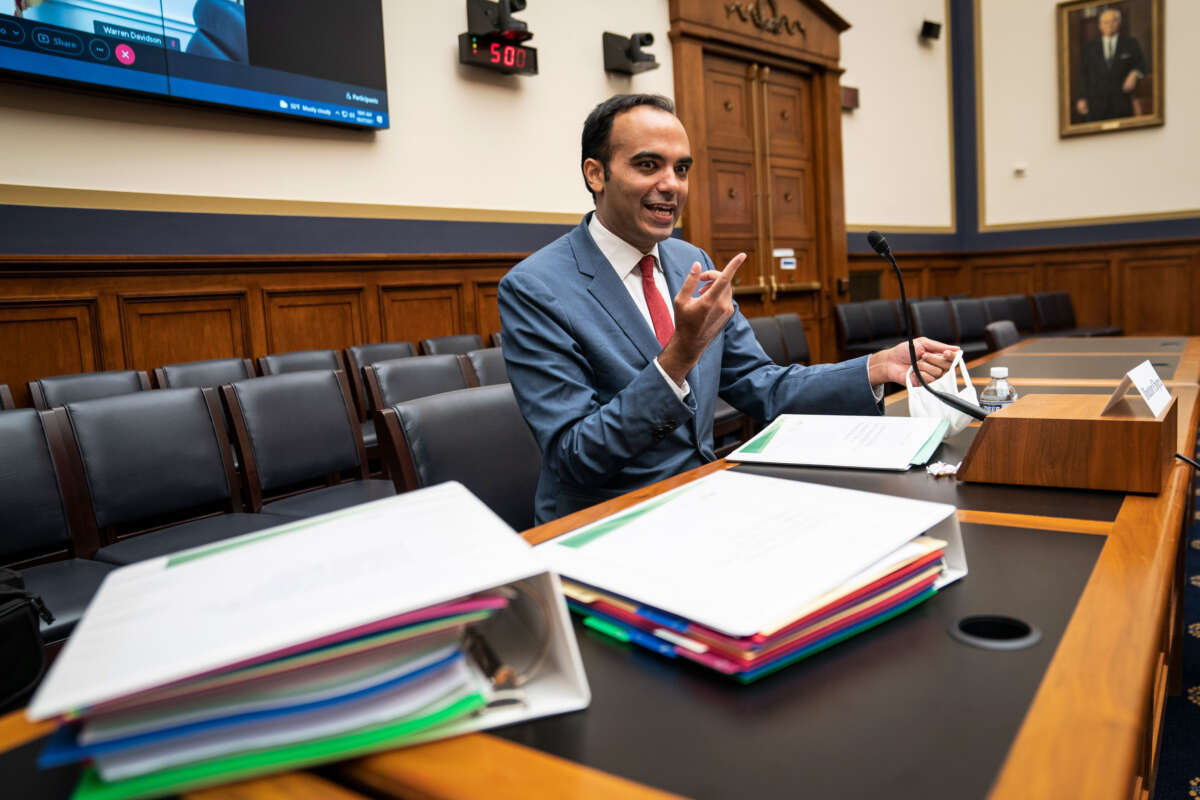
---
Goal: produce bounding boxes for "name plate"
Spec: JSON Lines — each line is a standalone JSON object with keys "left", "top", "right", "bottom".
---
{"left": 1102, "top": 359, "right": 1170, "bottom": 417}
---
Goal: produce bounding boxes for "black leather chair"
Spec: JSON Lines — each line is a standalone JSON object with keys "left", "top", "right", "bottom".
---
{"left": 223, "top": 370, "right": 394, "bottom": 519}
{"left": 0, "top": 384, "right": 13, "bottom": 410}
{"left": 258, "top": 348, "right": 345, "bottom": 377}
{"left": 981, "top": 296, "right": 1014, "bottom": 327}
{"left": 363, "top": 355, "right": 471, "bottom": 410}
{"left": 747, "top": 316, "right": 788, "bottom": 365}
{"left": 834, "top": 302, "right": 872, "bottom": 360}
{"left": 464, "top": 348, "right": 509, "bottom": 386}
{"left": 0, "top": 409, "right": 115, "bottom": 645}
{"left": 377, "top": 385, "right": 541, "bottom": 531}
{"left": 773, "top": 313, "right": 811, "bottom": 366}
{"left": 984, "top": 321, "right": 1021, "bottom": 352}
{"left": 865, "top": 299, "right": 906, "bottom": 345}
{"left": 343, "top": 342, "right": 417, "bottom": 449}
{"left": 1004, "top": 294, "right": 1037, "bottom": 335}
{"left": 28, "top": 370, "right": 151, "bottom": 410}
{"left": 48, "top": 388, "right": 293, "bottom": 566}
{"left": 1032, "top": 291, "right": 1121, "bottom": 337}
{"left": 1031, "top": 291, "right": 1071, "bottom": 334}
{"left": 154, "top": 357, "right": 255, "bottom": 388}
{"left": 909, "top": 299, "right": 956, "bottom": 344}
{"left": 420, "top": 334, "right": 484, "bottom": 356}
{"left": 948, "top": 298, "right": 991, "bottom": 358}
{"left": 257, "top": 350, "right": 377, "bottom": 454}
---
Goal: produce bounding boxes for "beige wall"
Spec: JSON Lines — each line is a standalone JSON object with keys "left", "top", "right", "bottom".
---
{"left": 0, "top": 0, "right": 674, "bottom": 219}
{"left": 978, "top": 0, "right": 1200, "bottom": 228}
{"left": 836, "top": 0, "right": 955, "bottom": 232}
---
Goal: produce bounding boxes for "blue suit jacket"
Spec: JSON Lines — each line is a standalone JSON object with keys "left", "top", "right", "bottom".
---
{"left": 498, "top": 216, "right": 880, "bottom": 523}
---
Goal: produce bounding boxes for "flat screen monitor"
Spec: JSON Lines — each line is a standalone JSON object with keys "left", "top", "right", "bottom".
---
{"left": 0, "top": 0, "right": 389, "bottom": 128}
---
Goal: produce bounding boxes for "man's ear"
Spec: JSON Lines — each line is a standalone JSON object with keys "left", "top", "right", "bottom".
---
{"left": 583, "top": 158, "right": 607, "bottom": 196}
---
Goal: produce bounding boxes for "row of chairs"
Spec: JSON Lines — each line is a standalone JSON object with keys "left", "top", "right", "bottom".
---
{"left": 835, "top": 291, "right": 1121, "bottom": 362}
{"left": 8, "top": 338, "right": 508, "bottom": 458}
{"left": 3, "top": 369, "right": 541, "bottom": 649}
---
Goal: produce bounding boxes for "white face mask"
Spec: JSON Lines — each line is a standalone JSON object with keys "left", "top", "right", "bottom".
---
{"left": 904, "top": 351, "right": 979, "bottom": 438}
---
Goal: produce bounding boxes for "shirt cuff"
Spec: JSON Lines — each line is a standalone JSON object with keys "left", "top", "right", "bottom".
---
{"left": 654, "top": 358, "right": 691, "bottom": 401}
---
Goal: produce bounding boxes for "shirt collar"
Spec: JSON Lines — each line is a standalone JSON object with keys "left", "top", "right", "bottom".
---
{"left": 588, "top": 213, "right": 662, "bottom": 281}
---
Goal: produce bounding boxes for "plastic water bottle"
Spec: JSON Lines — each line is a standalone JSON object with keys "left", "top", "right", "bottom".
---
{"left": 979, "top": 367, "right": 1018, "bottom": 414}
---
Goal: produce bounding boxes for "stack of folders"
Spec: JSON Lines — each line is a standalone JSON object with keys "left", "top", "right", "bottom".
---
{"left": 536, "top": 470, "right": 967, "bottom": 683}
{"left": 28, "top": 483, "right": 590, "bottom": 800}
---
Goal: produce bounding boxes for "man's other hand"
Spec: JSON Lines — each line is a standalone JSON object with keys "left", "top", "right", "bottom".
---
{"left": 868, "top": 338, "right": 959, "bottom": 387}
{"left": 658, "top": 252, "right": 746, "bottom": 384}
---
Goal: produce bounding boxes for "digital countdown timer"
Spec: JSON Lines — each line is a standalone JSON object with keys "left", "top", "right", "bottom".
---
{"left": 458, "top": 33, "right": 538, "bottom": 75}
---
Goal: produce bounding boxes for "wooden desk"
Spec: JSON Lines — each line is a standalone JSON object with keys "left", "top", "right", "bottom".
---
{"left": 3, "top": 337, "right": 1196, "bottom": 800}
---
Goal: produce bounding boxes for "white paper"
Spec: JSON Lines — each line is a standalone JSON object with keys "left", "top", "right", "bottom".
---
{"left": 728, "top": 415, "right": 944, "bottom": 470}
{"left": 1102, "top": 359, "right": 1170, "bottom": 417}
{"left": 536, "top": 470, "right": 959, "bottom": 638}
{"left": 29, "top": 483, "right": 548, "bottom": 721}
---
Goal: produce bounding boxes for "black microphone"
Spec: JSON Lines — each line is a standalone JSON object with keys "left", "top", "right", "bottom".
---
{"left": 867, "top": 231, "right": 987, "bottom": 421}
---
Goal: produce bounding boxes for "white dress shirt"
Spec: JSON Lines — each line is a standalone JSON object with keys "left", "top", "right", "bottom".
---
{"left": 588, "top": 214, "right": 690, "bottom": 400}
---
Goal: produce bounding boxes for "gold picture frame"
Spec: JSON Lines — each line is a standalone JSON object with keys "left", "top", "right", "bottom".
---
{"left": 1057, "top": 0, "right": 1163, "bottom": 137}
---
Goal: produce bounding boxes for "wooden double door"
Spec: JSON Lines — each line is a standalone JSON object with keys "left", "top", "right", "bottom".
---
{"left": 702, "top": 53, "right": 819, "bottom": 306}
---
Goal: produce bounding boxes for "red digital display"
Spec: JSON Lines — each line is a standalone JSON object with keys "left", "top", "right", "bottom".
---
{"left": 458, "top": 33, "right": 538, "bottom": 75}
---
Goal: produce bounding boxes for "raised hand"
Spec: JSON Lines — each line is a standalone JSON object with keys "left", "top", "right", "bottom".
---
{"left": 657, "top": 252, "right": 746, "bottom": 384}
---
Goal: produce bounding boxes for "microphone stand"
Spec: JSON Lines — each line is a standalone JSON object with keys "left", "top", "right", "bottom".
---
{"left": 868, "top": 231, "right": 988, "bottom": 421}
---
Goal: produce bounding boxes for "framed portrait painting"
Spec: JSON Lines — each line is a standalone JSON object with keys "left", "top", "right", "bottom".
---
{"left": 1057, "top": 0, "right": 1163, "bottom": 137}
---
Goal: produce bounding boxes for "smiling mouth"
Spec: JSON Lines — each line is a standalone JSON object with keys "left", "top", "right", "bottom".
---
{"left": 645, "top": 203, "right": 676, "bottom": 222}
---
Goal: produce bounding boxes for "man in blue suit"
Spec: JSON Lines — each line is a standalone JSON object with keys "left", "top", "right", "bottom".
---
{"left": 499, "top": 94, "right": 956, "bottom": 523}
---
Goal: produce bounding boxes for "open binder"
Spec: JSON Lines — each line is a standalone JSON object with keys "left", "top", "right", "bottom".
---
{"left": 28, "top": 483, "right": 590, "bottom": 800}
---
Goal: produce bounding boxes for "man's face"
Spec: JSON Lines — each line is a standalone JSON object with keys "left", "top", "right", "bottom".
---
{"left": 1099, "top": 10, "right": 1120, "bottom": 36}
{"left": 585, "top": 106, "right": 692, "bottom": 252}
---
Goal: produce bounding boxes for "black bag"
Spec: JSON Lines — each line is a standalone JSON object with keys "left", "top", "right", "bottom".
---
{"left": 0, "top": 567, "right": 54, "bottom": 715}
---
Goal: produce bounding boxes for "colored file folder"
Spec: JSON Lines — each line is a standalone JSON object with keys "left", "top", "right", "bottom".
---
{"left": 536, "top": 470, "right": 967, "bottom": 682}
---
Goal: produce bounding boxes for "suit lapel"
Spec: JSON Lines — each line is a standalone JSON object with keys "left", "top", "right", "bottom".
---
{"left": 570, "top": 220, "right": 663, "bottom": 366}
{"left": 659, "top": 243, "right": 707, "bottom": 445}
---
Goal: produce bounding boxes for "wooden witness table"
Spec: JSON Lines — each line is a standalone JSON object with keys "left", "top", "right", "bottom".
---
{"left": 2, "top": 337, "right": 1197, "bottom": 800}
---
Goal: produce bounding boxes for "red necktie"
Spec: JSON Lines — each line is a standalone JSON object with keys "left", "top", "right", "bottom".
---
{"left": 638, "top": 254, "right": 675, "bottom": 348}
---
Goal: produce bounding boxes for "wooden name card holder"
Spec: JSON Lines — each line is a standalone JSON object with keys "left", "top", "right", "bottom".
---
{"left": 958, "top": 394, "right": 1177, "bottom": 494}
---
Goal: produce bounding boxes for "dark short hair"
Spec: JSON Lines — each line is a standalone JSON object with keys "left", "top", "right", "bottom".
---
{"left": 580, "top": 94, "right": 676, "bottom": 201}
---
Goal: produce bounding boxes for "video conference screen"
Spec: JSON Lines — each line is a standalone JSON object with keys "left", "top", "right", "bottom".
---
{"left": 0, "top": 0, "right": 389, "bottom": 128}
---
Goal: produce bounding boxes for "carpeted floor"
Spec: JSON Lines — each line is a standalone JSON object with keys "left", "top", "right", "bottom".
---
{"left": 1153, "top": 440, "right": 1200, "bottom": 799}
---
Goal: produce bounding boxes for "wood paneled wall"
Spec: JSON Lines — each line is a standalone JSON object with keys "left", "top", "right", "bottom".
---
{"left": 0, "top": 254, "right": 516, "bottom": 408}
{"left": 1, "top": 238, "right": 1196, "bottom": 409}
{"left": 849, "top": 238, "right": 1200, "bottom": 336}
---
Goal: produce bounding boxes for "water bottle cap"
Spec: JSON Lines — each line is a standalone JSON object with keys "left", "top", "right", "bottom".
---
{"left": 990, "top": 367, "right": 1008, "bottom": 379}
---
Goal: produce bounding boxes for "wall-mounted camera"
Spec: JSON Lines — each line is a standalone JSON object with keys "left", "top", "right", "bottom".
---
{"left": 467, "top": 0, "right": 532, "bottom": 42}
{"left": 603, "top": 32, "right": 659, "bottom": 74}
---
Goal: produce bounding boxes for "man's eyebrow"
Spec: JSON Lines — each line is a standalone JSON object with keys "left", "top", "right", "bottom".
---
{"left": 677, "top": 157, "right": 694, "bottom": 167}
